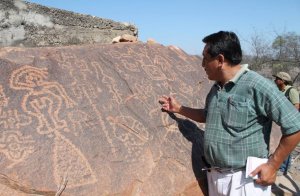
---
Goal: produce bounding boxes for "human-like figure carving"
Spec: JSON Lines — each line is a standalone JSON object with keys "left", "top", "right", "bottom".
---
{"left": 9, "top": 65, "right": 97, "bottom": 188}
{"left": 10, "top": 65, "right": 75, "bottom": 136}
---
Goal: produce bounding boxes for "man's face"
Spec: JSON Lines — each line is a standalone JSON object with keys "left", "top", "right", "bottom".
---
{"left": 202, "top": 45, "right": 220, "bottom": 81}
{"left": 274, "top": 77, "right": 284, "bottom": 88}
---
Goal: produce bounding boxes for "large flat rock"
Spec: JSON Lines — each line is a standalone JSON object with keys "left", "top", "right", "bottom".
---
{"left": 0, "top": 43, "right": 211, "bottom": 195}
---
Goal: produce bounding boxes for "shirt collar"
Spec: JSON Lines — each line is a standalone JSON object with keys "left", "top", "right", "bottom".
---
{"left": 214, "top": 64, "right": 249, "bottom": 89}
{"left": 229, "top": 64, "right": 249, "bottom": 83}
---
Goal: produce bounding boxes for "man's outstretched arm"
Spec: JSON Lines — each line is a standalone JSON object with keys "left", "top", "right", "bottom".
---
{"left": 159, "top": 95, "right": 206, "bottom": 123}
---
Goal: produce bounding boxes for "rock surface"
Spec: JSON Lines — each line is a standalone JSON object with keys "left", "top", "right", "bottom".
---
{"left": 0, "top": 43, "right": 210, "bottom": 195}
{"left": 0, "top": 0, "right": 138, "bottom": 47}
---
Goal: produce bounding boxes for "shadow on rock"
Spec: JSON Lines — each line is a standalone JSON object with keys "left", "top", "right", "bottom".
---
{"left": 167, "top": 112, "right": 208, "bottom": 195}
{"left": 272, "top": 174, "right": 300, "bottom": 196}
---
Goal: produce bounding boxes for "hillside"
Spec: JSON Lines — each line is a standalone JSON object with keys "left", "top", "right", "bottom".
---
{"left": 0, "top": 0, "right": 137, "bottom": 47}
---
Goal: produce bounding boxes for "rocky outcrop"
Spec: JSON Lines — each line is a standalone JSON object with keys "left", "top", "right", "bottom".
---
{"left": 112, "top": 34, "right": 138, "bottom": 44}
{"left": 0, "top": 42, "right": 210, "bottom": 195}
{"left": 0, "top": 0, "right": 138, "bottom": 47}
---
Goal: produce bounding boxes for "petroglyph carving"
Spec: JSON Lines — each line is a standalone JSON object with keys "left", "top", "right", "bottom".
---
{"left": 141, "top": 64, "right": 167, "bottom": 81}
{"left": 0, "top": 85, "right": 34, "bottom": 169}
{"left": 107, "top": 115, "right": 150, "bottom": 143}
{"left": 0, "top": 85, "right": 32, "bottom": 130}
{"left": 166, "top": 48, "right": 197, "bottom": 72}
{"left": 71, "top": 83, "right": 99, "bottom": 101}
{"left": 90, "top": 61, "right": 102, "bottom": 81}
{"left": 153, "top": 54, "right": 178, "bottom": 81}
{"left": 103, "top": 47, "right": 142, "bottom": 73}
{"left": 53, "top": 132, "right": 97, "bottom": 188}
{"left": 118, "top": 47, "right": 142, "bottom": 72}
{"left": 133, "top": 79, "right": 154, "bottom": 101}
{"left": 176, "top": 63, "right": 196, "bottom": 73}
{"left": 178, "top": 83, "right": 194, "bottom": 96}
{"left": 0, "top": 109, "right": 32, "bottom": 130}
{"left": 107, "top": 115, "right": 150, "bottom": 161}
{"left": 77, "top": 59, "right": 93, "bottom": 80}
{"left": 67, "top": 110, "right": 96, "bottom": 136}
{"left": 0, "top": 86, "right": 8, "bottom": 108}
{"left": 0, "top": 131, "right": 34, "bottom": 168}
{"left": 131, "top": 80, "right": 162, "bottom": 118}
{"left": 98, "top": 65, "right": 123, "bottom": 104}
{"left": 53, "top": 52, "right": 77, "bottom": 70}
{"left": 9, "top": 65, "right": 75, "bottom": 136}
{"left": 157, "top": 80, "right": 173, "bottom": 92}
{"left": 153, "top": 54, "right": 170, "bottom": 65}
{"left": 153, "top": 55, "right": 173, "bottom": 73}
{"left": 9, "top": 66, "right": 97, "bottom": 188}
{"left": 128, "top": 80, "right": 153, "bottom": 110}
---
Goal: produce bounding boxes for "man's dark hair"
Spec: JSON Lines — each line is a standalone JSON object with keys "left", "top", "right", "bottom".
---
{"left": 202, "top": 31, "right": 242, "bottom": 65}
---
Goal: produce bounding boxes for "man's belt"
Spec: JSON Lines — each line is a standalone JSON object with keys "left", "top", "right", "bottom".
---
{"left": 202, "top": 166, "right": 245, "bottom": 173}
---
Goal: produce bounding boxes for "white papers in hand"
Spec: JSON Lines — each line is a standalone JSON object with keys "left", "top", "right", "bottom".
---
{"left": 245, "top": 156, "right": 268, "bottom": 179}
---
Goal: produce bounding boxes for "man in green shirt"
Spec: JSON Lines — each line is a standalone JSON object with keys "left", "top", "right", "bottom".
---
{"left": 273, "top": 72, "right": 300, "bottom": 110}
{"left": 159, "top": 31, "right": 300, "bottom": 195}
{"left": 273, "top": 71, "right": 300, "bottom": 175}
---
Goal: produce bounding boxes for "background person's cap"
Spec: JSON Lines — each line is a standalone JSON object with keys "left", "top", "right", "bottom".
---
{"left": 272, "top": 72, "right": 292, "bottom": 82}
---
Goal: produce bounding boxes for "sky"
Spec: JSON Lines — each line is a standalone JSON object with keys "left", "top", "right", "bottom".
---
{"left": 25, "top": 0, "right": 300, "bottom": 55}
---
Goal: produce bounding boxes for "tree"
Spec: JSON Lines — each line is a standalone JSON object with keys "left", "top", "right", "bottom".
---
{"left": 246, "top": 32, "right": 300, "bottom": 86}
{"left": 247, "top": 33, "right": 273, "bottom": 70}
{"left": 272, "top": 32, "right": 300, "bottom": 62}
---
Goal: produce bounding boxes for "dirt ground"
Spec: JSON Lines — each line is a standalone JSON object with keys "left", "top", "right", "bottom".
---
{"left": 272, "top": 158, "right": 300, "bottom": 196}
{"left": 270, "top": 123, "right": 300, "bottom": 195}
{"left": 288, "top": 149, "right": 300, "bottom": 187}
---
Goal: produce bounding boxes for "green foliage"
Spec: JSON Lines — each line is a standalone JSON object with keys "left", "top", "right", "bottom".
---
{"left": 247, "top": 31, "right": 300, "bottom": 87}
{"left": 272, "top": 32, "right": 300, "bottom": 60}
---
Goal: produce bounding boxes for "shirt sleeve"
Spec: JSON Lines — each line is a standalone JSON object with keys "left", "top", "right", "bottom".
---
{"left": 256, "top": 80, "right": 300, "bottom": 136}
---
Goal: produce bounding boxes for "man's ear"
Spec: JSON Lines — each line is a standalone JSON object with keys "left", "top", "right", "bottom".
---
{"left": 217, "top": 54, "right": 225, "bottom": 65}
{"left": 217, "top": 54, "right": 225, "bottom": 70}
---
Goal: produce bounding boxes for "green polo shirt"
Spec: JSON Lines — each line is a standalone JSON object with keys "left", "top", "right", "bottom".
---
{"left": 204, "top": 64, "right": 300, "bottom": 168}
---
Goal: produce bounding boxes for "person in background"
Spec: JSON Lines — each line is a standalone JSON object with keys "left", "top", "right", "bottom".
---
{"left": 273, "top": 71, "right": 300, "bottom": 175}
{"left": 273, "top": 72, "right": 300, "bottom": 111}
{"left": 159, "top": 31, "right": 300, "bottom": 196}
